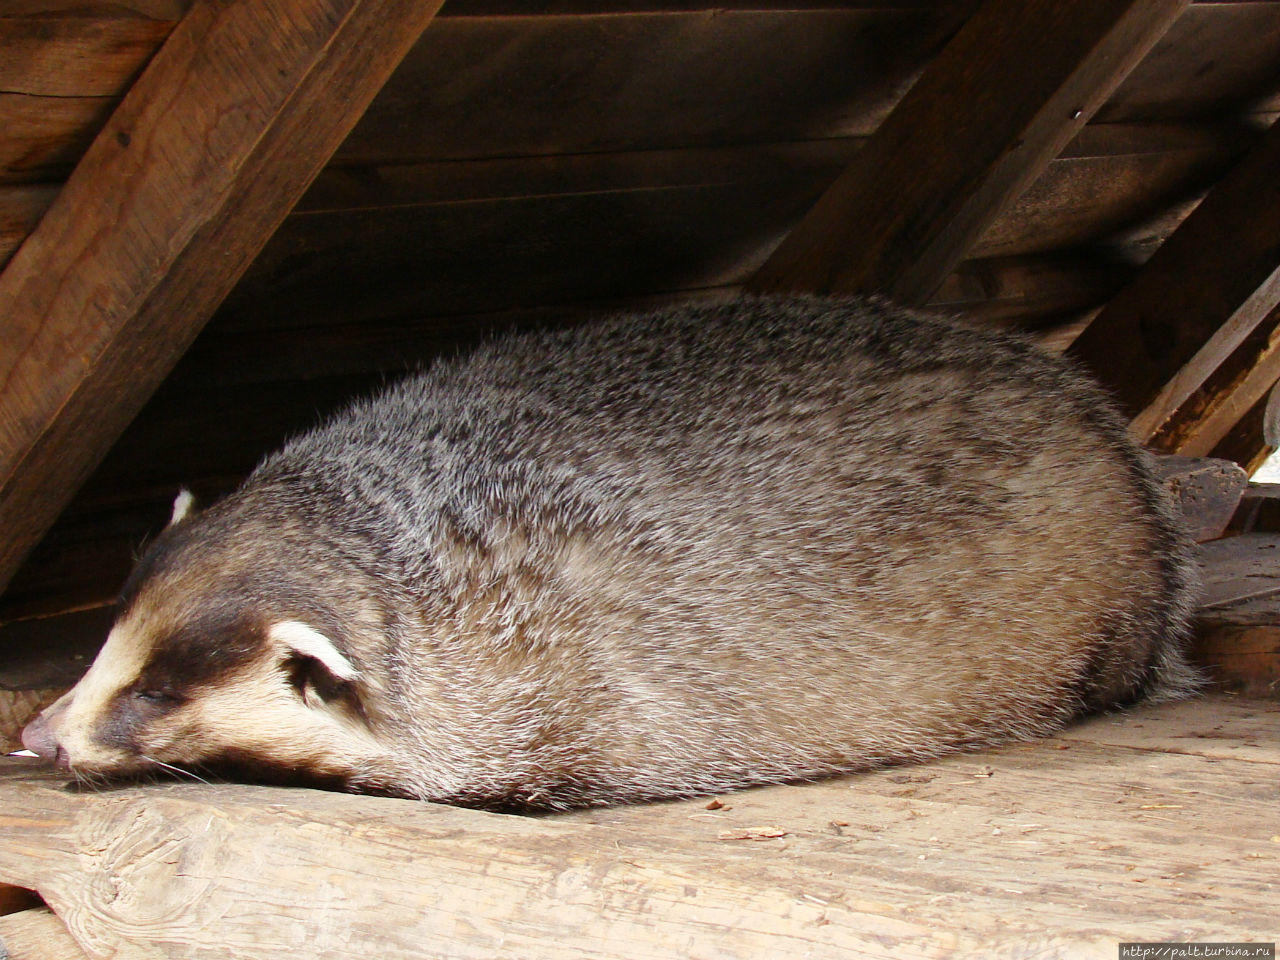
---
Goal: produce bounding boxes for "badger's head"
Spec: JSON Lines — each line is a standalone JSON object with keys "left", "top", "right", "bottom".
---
{"left": 21, "top": 490, "right": 393, "bottom": 791}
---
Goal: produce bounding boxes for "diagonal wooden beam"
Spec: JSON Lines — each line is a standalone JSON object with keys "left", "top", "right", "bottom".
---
{"left": 748, "top": 0, "right": 1188, "bottom": 304}
{"left": 1068, "top": 117, "right": 1280, "bottom": 440}
{"left": 1149, "top": 303, "right": 1280, "bottom": 458}
{"left": 0, "top": 0, "right": 445, "bottom": 593}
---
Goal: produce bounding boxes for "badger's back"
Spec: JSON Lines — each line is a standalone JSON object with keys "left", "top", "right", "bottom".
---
{"left": 234, "top": 296, "right": 1197, "bottom": 806}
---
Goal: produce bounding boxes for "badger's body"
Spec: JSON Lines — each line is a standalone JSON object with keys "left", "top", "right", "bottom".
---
{"left": 24, "top": 296, "right": 1199, "bottom": 807}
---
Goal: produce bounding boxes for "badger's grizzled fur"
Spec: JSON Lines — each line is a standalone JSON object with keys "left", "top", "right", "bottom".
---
{"left": 23, "top": 296, "right": 1200, "bottom": 808}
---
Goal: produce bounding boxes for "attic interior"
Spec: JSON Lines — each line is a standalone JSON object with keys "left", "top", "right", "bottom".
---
{"left": 0, "top": 0, "right": 1279, "bottom": 956}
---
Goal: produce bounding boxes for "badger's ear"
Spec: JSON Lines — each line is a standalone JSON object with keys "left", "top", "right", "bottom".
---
{"left": 169, "top": 488, "right": 198, "bottom": 526}
{"left": 268, "top": 621, "right": 360, "bottom": 682}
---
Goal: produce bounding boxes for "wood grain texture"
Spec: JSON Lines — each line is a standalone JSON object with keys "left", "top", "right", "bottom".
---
{"left": 0, "top": 16, "right": 172, "bottom": 98}
{"left": 1098, "top": 0, "right": 1280, "bottom": 121}
{"left": 219, "top": 122, "right": 1243, "bottom": 336}
{"left": 1211, "top": 388, "right": 1274, "bottom": 473}
{"left": 0, "top": 185, "right": 58, "bottom": 270}
{"left": 7, "top": 2, "right": 1280, "bottom": 185}
{"left": 1194, "top": 533, "right": 1280, "bottom": 696}
{"left": 1069, "top": 116, "right": 1280, "bottom": 432}
{"left": 0, "top": 696, "right": 1274, "bottom": 958}
{"left": 337, "top": 8, "right": 965, "bottom": 163}
{"left": 1151, "top": 454, "right": 1248, "bottom": 541}
{"left": 748, "top": 0, "right": 1189, "bottom": 302}
{"left": 1151, "top": 302, "right": 1280, "bottom": 456}
{"left": 0, "top": 907, "right": 87, "bottom": 960}
{"left": 0, "top": 0, "right": 446, "bottom": 596}
{"left": 0, "top": 14, "right": 173, "bottom": 184}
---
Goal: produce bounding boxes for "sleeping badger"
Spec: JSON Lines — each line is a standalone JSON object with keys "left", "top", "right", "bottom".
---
{"left": 22, "top": 297, "right": 1199, "bottom": 809}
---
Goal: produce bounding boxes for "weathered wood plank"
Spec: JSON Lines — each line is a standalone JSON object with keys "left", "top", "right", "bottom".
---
{"left": 0, "top": 0, "right": 447, "bottom": 596}
{"left": 0, "top": 8, "right": 952, "bottom": 185}
{"left": 969, "top": 120, "right": 1253, "bottom": 260}
{"left": 1150, "top": 455, "right": 1248, "bottom": 541}
{"left": 0, "top": 907, "right": 86, "bottom": 960}
{"left": 7, "top": 2, "right": 1280, "bottom": 185}
{"left": 749, "top": 0, "right": 1189, "bottom": 302}
{"left": 1149, "top": 302, "right": 1280, "bottom": 456}
{"left": 930, "top": 253, "right": 1132, "bottom": 332}
{"left": 1196, "top": 532, "right": 1280, "bottom": 696}
{"left": 1193, "top": 621, "right": 1280, "bottom": 698}
{"left": 221, "top": 123, "right": 1246, "bottom": 335}
{"left": 3, "top": 1, "right": 188, "bottom": 15}
{"left": 1230, "top": 481, "right": 1280, "bottom": 534}
{"left": 0, "top": 697, "right": 1274, "bottom": 959}
{"left": 1054, "top": 695, "right": 1279, "bottom": 759}
{"left": 0, "top": 16, "right": 172, "bottom": 98}
{"left": 1197, "top": 533, "right": 1280, "bottom": 610}
{"left": 1068, "top": 116, "right": 1280, "bottom": 433}
{"left": 338, "top": 8, "right": 965, "bottom": 164}
{"left": 0, "top": 95, "right": 119, "bottom": 186}
{"left": 0, "top": 186, "right": 57, "bottom": 270}
{"left": 0, "top": 14, "right": 173, "bottom": 184}
{"left": 1098, "top": 0, "right": 1280, "bottom": 121}
{"left": 1210, "top": 388, "right": 1274, "bottom": 472}
{"left": 217, "top": 179, "right": 822, "bottom": 333}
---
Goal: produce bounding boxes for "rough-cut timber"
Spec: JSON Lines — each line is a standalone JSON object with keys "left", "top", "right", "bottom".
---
{"left": 1211, "top": 392, "right": 1275, "bottom": 476}
{"left": 1151, "top": 455, "right": 1248, "bottom": 542}
{"left": 1150, "top": 303, "right": 1280, "bottom": 458}
{"left": 1069, "top": 117, "right": 1280, "bottom": 437}
{"left": 748, "top": 0, "right": 1189, "bottom": 303}
{"left": 0, "top": 907, "right": 88, "bottom": 960}
{"left": 1196, "top": 534, "right": 1280, "bottom": 697}
{"left": 0, "top": 696, "right": 1275, "bottom": 959}
{"left": 0, "top": 0, "right": 447, "bottom": 595}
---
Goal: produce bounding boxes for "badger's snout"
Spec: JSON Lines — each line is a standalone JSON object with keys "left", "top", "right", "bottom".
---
{"left": 21, "top": 707, "right": 69, "bottom": 768}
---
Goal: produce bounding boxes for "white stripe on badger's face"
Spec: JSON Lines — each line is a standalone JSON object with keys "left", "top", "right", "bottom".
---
{"left": 269, "top": 621, "right": 361, "bottom": 681}
{"left": 53, "top": 617, "right": 155, "bottom": 769}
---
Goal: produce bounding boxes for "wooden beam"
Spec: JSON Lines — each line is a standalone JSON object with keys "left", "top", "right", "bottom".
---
{"left": 1068, "top": 117, "right": 1280, "bottom": 434}
{"left": 748, "top": 0, "right": 1188, "bottom": 303}
{"left": 0, "top": 907, "right": 87, "bottom": 960}
{"left": 0, "top": 0, "right": 446, "bottom": 594}
{"left": 1212, "top": 389, "right": 1274, "bottom": 476}
{"left": 1, "top": 703, "right": 1277, "bottom": 960}
{"left": 1149, "top": 455, "right": 1248, "bottom": 543}
{"left": 1150, "top": 303, "right": 1280, "bottom": 457}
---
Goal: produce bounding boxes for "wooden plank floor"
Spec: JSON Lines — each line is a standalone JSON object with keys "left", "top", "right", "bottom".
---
{"left": 0, "top": 694, "right": 1275, "bottom": 959}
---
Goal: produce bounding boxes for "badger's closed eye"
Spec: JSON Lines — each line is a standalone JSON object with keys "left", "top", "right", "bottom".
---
{"left": 134, "top": 688, "right": 184, "bottom": 705}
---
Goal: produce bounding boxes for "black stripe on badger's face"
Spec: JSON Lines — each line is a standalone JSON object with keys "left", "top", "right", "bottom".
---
{"left": 93, "top": 602, "right": 268, "bottom": 754}
{"left": 37, "top": 597, "right": 272, "bottom": 776}
{"left": 134, "top": 601, "right": 268, "bottom": 700}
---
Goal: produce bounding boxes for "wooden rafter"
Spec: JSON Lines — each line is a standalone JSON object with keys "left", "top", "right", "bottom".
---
{"left": 748, "top": 0, "right": 1189, "bottom": 303}
{"left": 0, "top": 0, "right": 446, "bottom": 594}
{"left": 1150, "top": 303, "right": 1280, "bottom": 458}
{"left": 1068, "top": 116, "right": 1280, "bottom": 439}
